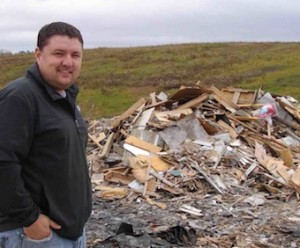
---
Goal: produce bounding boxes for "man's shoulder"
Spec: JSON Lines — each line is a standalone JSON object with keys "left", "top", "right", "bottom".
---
{"left": 3, "top": 75, "right": 39, "bottom": 96}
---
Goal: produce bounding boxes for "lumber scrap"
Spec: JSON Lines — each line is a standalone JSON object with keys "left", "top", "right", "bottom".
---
{"left": 222, "top": 88, "right": 257, "bottom": 104}
{"left": 277, "top": 97, "right": 300, "bottom": 122}
{"left": 104, "top": 167, "right": 135, "bottom": 185}
{"left": 175, "top": 93, "right": 209, "bottom": 110}
{"left": 179, "top": 204, "right": 203, "bottom": 216}
{"left": 95, "top": 185, "right": 128, "bottom": 199}
{"left": 111, "top": 97, "right": 146, "bottom": 129}
{"left": 154, "top": 108, "right": 193, "bottom": 122}
{"left": 125, "top": 135, "right": 162, "bottom": 153}
{"left": 217, "top": 119, "right": 238, "bottom": 139}
{"left": 98, "top": 132, "right": 115, "bottom": 159}
{"left": 169, "top": 86, "right": 211, "bottom": 103}
{"left": 210, "top": 85, "right": 240, "bottom": 113}
{"left": 88, "top": 132, "right": 105, "bottom": 149}
{"left": 290, "top": 166, "right": 300, "bottom": 193}
{"left": 149, "top": 169, "right": 175, "bottom": 188}
{"left": 145, "top": 196, "right": 167, "bottom": 209}
{"left": 188, "top": 159, "right": 225, "bottom": 194}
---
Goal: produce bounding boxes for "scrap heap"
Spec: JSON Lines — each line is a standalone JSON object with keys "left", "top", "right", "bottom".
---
{"left": 86, "top": 85, "right": 300, "bottom": 247}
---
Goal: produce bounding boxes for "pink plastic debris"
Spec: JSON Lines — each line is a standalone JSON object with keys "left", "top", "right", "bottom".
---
{"left": 254, "top": 103, "right": 277, "bottom": 125}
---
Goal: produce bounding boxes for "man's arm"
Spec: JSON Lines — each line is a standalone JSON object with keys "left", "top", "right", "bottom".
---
{"left": 0, "top": 88, "right": 61, "bottom": 239}
{"left": 0, "top": 92, "right": 48, "bottom": 230}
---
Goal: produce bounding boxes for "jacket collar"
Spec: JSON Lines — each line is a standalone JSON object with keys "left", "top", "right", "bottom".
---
{"left": 27, "top": 63, "right": 79, "bottom": 101}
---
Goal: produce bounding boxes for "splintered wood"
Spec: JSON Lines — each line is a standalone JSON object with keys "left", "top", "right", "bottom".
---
{"left": 87, "top": 84, "right": 300, "bottom": 210}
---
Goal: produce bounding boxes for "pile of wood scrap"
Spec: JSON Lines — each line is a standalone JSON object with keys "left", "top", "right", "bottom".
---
{"left": 87, "top": 85, "right": 300, "bottom": 208}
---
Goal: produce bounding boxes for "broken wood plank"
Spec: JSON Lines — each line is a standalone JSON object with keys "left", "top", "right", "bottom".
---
{"left": 104, "top": 170, "right": 135, "bottom": 185}
{"left": 175, "top": 93, "right": 209, "bottom": 110}
{"left": 237, "top": 103, "right": 264, "bottom": 109}
{"left": 272, "top": 147, "right": 294, "bottom": 167}
{"left": 125, "top": 135, "right": 162, "bottom": 153}
{"left": 131, "top": 155, "right": 171, "bottom": 172}
{"left": 145, "top": 196, "right": 167, "bottom": 209}
{"left": 234, "top": 116, "right": 260, "bottom": 121}
{"left": 170, "top": 86, "right": 211, "bottom": 103}
{"left": 95, "top": 185, "right": 128, "bottom": 199}
{"left": 210, "top": 85, "right": 240, "bottom": 113}
{"left": 88, "top": 132, "right": 105, "bottom": 149}
{"left": 212, "top": 93, "right": 237, "bottom": 113}
{"left": 149, "top": 92, "right": 157, "bottom": 105}
{"left": 154, "top": 108, "right": 193, "bottom": 122}
{"left": 228, "top": 115, "right": 258, "bottom": 133}
{"left": 111, "top": 97, "right": 146, "bottom": 129}
{"left": 179, "top": 204, "right": 203, "bottom": 216}
{"left": 149, "top": 169, "right": 175, "bottom": 188}
{"left": 143, "top": 162, "right": 151, "bottom": 196}
{"left": 277, "top": 97, "right": 300, "bottom": 122}
{"left": 188, "top": 159, "right": 225, "bottom": 194}
{"left": 123, "top": 143, "right": 150, "bottom": 156}
{"left": 290, "top": 166, "right": 300, "bottom": 193}
{"left": 98, "top": 132, "right": 115, "bottom": 159}
{"left": 217, "top": 119, "right": 238, "bottom": 139}
{"left": 222, "top": 87, "right": 257, "bottom": 104}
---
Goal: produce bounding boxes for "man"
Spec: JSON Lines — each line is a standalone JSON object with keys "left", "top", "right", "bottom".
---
{"left": 0, "top": 22, "right": 92, "bottom": 248}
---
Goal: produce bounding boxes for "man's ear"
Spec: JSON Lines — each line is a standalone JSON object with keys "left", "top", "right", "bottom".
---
{"left": 35, "top": 47, "right": 41, "bottom": 61}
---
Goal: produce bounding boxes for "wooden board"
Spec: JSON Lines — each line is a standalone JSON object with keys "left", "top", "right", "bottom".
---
{"left": 125, "top": 135, "right": 162, "bottom": 153}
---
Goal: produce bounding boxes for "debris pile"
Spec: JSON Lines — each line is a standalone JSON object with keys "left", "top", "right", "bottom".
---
{"left": 86, "top": 85, "right": 300, "bottom": 247}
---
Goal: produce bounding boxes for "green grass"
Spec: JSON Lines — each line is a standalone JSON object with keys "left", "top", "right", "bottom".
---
{"left": 1, "top": 42, "right": 299, "bottom": 118}
{"left": 78, "top": 86, "right": 157, "bottom": 119}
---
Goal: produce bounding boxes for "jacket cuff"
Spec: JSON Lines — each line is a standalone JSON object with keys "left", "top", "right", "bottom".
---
{"left": 22, "top": 205, "right": 40, "bottom": 227}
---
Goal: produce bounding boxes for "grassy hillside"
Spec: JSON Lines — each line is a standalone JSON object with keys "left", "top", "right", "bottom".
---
{"left": 1, "top": 42, "right": 300, "bottom": 119}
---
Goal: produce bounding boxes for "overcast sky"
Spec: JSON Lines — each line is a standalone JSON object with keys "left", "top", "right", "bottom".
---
{"left": 1, "top": 0, "right": 300, "bottom": 53}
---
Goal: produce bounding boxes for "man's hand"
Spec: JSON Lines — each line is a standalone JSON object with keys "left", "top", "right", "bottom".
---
{"left": 23, "top": 214, "right": 61, "bottom": 240}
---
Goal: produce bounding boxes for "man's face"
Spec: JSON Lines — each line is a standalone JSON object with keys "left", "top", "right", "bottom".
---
{"left": 35, "top": 35, "right": 83, "bottom": 91}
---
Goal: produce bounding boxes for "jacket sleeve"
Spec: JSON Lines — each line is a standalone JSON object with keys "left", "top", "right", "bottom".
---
{"left": 0, "top": 92, "right": 40, "bottom": 227}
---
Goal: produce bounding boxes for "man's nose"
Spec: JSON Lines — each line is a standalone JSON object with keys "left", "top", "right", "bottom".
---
{"left": 62, "top": 54, "right": 73, "bottom": 66}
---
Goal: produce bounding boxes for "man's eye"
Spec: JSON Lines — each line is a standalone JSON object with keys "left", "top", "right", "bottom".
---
{"left": 54, "top": 52, "right": 63, "bottom": 56}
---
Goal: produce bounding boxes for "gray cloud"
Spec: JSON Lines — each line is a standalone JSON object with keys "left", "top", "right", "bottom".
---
{"left": 1, "top": 0, "right": 300, "bottom": 53}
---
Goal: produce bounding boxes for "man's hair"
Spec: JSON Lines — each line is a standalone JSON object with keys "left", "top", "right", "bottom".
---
{"left": 37, "top": 22, "right": 83, "bottom": 50}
